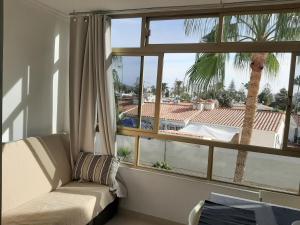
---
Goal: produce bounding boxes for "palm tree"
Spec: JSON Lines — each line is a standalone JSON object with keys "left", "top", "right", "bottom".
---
{"left": 294, "top": 75, "right": 300, "bottom": 98}
{"left": 185, "top": 12, "right": 300, "bottom": 182}
{"left": 162, "top": 82, "right": 168, "bottom": 97}
{"left": 293, "top": 75, "right": 300, "bottom": 142}
{"left": 112, "top": 56, "right": 123, "bottom": 93}
{"left": 112, "top": 69, "right": 121, "bottom": 92}
{"left": 174, "top": 80, "right": 183, "bottom": 96}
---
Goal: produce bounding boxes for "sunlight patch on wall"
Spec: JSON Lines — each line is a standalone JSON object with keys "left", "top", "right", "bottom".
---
{"left": 13, "top": 110, "right": 24, "bottom": 140}
{"left": 3, "top": 78, "right": 23, "bottom": 123}
{"left": 54, "top": 34, "right": 60, "bottom": 64}
{"left": 27, "top": 65, "right": 31, "bottom": 96}
{"left": 25, "top": 106, "right": 29, "bottom": 137}
{"left": 2, "top": 128, "right": 10, "bottom": 143}
{"left": 52, "top": 70, "right": 59, "bottom": 133}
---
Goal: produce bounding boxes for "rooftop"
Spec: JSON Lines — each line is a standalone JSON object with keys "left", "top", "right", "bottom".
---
{"left": 125, "top": 102, "right": 200, "bottom": 122}
{"left": 232, "top": 103, "right": 274, "bottom": 111}
{"left": 123, "top": 102, "right": 285, "bottom": 132}
{"left": 191, "top": 108, "right": 284, "bottom": 132}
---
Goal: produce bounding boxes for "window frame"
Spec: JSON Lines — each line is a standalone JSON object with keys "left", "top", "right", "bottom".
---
{"left": 111, "top": 6, "right": 300, "bottom": 195}
{"left": 112, "top": 53, "right": 163, "bottom": 133}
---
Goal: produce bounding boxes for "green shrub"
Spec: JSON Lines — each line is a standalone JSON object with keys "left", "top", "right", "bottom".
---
{"left": 153, "top": 161, "right": 172, "bottom": 170}
{"left": 117, "top": 147, "right": 132, "bottom": 161}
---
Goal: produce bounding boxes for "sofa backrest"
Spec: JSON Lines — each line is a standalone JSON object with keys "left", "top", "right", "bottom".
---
{"left": 2, "top": 134, "right": 72, "bottom": 212}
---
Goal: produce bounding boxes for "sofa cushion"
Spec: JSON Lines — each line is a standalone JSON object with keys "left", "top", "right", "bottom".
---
{"left": 73, "top": 152, "right": 119, "bottom": 187}
{"left": 2, "top": 134, "right": 72, "bottom": 212}
{"left": 2, "top": 181, "right": 115, "bottom": 225}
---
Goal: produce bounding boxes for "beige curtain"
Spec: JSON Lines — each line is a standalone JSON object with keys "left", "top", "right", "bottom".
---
{"left": 94, "top": 16, "right": 116, "bottom": 156}
{"left": 69, "top": 15, "right": 116, "bottom": 166}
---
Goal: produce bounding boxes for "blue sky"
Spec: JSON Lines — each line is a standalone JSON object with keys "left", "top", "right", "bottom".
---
{"left": 112, "top": 18, "right": 298, "bottom": 94}
{"left": 111, "top": 18, "right": 141, "bottom": 48}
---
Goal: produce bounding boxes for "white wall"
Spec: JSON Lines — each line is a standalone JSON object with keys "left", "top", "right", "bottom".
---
{"left": 119, "top": 166, "right": 259, "bottom": 224}
{"left": 119, "top": 167, "right": 300, "bottom": 224}
{"left": 250, "top": 129, "right": 276, "bottom": 148}
{"left": 2, "top": 0, "right": 69, "bottom": 142}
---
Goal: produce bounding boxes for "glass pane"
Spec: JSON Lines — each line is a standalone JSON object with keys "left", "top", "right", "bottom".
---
{"left": 141, "top": 56, "right": 159, "bottom": 130}
{"left": 116, "top": 135, "right": 135, "bottom": 163}
{"left": 111, "top": 18, "right": 142, "bottom": 47}
{"left": 289, "top": 56, "right": 300, "bottom": 147}
{"left": 213, "top": 148, "right": 300, "bottom": 193}
{"left": 213, "top": 148, "right": 238, "bottom": 183}
{"left": 243, "top": 152, "right": 300, "bottom": 193}
{"left": 158, "top": 52, "right": 291, "bottom": 149}
{"left": 149, "top": 17, "right": 219, "bottom": 44}
{"left": 140, "top": 137, "right": 208, "bottom": 177}
{"left": 223, "top": 12, "right": 300, "bottom": 42}
{"left": 113, "top": 56, "right": 141, "bottom": 128}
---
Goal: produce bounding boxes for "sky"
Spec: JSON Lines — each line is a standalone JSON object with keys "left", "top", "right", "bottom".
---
{"left": 112, "top": 18, "right": 300, "bottom": 94}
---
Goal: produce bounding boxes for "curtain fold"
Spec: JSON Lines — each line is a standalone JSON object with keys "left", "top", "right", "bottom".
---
{"left": 69, "top": 15, "right": 116, "bottom": 167}
{"left": 94, "top": 16, "right": 117, "bottom": 156}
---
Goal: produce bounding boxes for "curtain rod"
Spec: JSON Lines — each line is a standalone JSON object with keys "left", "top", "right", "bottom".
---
{"left": 69, "top": 0, "right": 300, "bottom": 16}
{"left": 69, "top": 3, "right": 223, "bottom": 16}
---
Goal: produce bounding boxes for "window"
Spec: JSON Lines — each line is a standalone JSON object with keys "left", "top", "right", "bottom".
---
{"left": 213, "top": 147, "right": 300, "bottom": 193}
{"left": 141, "top": 56, "right": 159, "bottom": 130}
{"left": 140, "top": 137, "right": 209, "bottom": 177}
{"left": 112, "top": 56, "right": 141, "bottom": 129}
{"left": 212, "top": 148, "right": 238, "bottom": 182}
{"left": 158, "top": 52, "right": 290, "bottom": 149}
{"left": 222, "top": 12, "right": 300, "bottom": 42}
{"left": 111, "top": 18, "right": 142, "bottom": 47}
{"left": 243, "top": 152, "right": 300, "bottom": 192}
{"left": 288, "top": 55, "right": 300, "bottom": 147}
{"left": 112, "top": 9, "right": 300, "bottom": 194}
{"left": 117, "top": 135, "right": 136, "bottom": 163}
{"left": 149, "top": 17, "right": 219, "bottom": 44}
{"left": 112, "top": 55, "right": 159, "bottom": 130}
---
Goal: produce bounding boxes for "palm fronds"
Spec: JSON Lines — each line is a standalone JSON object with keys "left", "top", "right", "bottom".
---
{"left": 184, "top": 11, "right": 300, "bottom": 95}
{"left": 184, "top": 17, "right": 219, "bottom": 42}
{"left": 186, "top": 53, "right": 225, "bottom": 92}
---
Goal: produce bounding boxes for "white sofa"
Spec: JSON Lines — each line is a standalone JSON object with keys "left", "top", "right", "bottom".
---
{"left": 2, "top": 134, "right": 116, "bottom": 225}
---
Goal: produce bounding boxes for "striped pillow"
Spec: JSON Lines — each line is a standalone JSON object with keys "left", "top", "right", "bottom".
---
{"left": 73, "top": 152, "right": 119, "bottom": 186}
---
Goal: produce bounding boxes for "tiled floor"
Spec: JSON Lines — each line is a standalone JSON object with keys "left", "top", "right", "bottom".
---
{"left": 106, "top": 210, "right": 184, "bottom": 225}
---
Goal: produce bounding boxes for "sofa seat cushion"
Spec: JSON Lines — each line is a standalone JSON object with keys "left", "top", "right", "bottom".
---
{"left": 2, "top": 182, "right": 115, "bottom": 225}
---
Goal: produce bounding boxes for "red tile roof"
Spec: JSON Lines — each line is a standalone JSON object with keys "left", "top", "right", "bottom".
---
{"left": 121, "top": 104, "right": 137, "bottom": 113}
{"left": 191, "top": 108, "right": 285, "bottom": 132}
{"left": 232, "top": 103, "right": 274, "bottom": 111}
{"left": 125, "top": 102, "right": 200, "bottom": 122}
{"left": 123, "top": 102, "right": 285, "bottom": 132}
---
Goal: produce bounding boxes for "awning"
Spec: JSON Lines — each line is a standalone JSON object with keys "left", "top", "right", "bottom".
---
{"left": 179, "top": 124, "right": 239, "bottom": 142}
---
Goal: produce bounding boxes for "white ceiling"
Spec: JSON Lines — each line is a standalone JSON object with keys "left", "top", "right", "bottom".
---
{"left": 31, "top": 0, "right": 281, "bottom": 15}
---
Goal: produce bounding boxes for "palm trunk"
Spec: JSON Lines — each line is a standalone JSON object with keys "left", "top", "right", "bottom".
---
{"left": 233, "top": 52, "right": 268, "bottom": 183}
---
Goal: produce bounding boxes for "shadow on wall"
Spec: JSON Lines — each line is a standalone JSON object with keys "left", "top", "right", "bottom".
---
{"left": 2, "top": 0, "right": 69, "bottom": 142}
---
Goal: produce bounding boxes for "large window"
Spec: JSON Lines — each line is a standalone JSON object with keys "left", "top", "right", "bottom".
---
{"left": 112, "top": 8, "right": 300, "bottom": 194}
